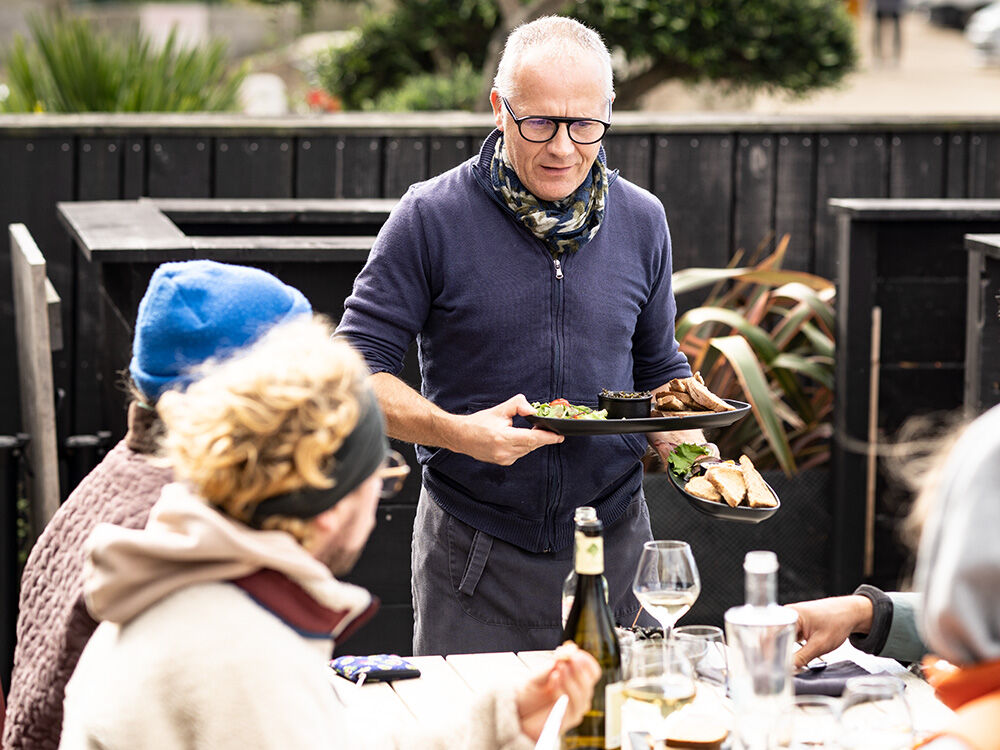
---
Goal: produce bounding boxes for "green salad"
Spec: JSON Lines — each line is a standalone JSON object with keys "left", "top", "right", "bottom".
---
{"left": 531, "top": 399, "right": 608, "bottom": 420}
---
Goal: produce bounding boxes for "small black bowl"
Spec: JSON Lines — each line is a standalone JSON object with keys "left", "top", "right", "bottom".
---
{"left": 598, "top": 391, "right": 652, "bottom": 419}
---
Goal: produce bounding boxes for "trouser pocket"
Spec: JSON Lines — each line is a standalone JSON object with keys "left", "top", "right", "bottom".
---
{"left": 457, "top": 530, "right": 493, "bottom": 596}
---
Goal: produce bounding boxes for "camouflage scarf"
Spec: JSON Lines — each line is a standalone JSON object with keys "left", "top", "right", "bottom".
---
{"left": 489, "top": 135, "right": 608, "bottom": 259}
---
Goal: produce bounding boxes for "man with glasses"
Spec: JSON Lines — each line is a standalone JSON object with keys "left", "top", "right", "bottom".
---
{"left": 338, "top": 16, "right": 699, "bottom": 655}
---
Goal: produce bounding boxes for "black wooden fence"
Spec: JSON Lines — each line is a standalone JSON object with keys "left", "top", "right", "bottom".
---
{"left": 2, "top": 112, "right": 1000, "bottom": 680}
{"left": 3, "top": 113, "right": 1000, "bottom": 445}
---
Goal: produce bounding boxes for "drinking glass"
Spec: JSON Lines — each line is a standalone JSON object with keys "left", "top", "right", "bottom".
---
{"left": 771, "top": 694, "right": 841, "bottom": 749}
{"left": 620, "top": 641, "right": 697, "bottom": 743}
{"left": 840, "top": 675, "right": 914, "bottom": 750}
{"left": 632, "top": 540, "right": 701, "bottom": 644}
{"left": 671, "top": 624, "right": 728, "bottom": 690}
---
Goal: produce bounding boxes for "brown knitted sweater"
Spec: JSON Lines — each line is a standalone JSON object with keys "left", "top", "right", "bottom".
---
{"left": 3, "top": 403, "right": 172, "bottom": 750}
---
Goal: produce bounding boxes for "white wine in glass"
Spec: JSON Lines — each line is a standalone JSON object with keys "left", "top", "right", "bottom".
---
{"left": 632, "top": 540, "right": 701, "bottom": 642}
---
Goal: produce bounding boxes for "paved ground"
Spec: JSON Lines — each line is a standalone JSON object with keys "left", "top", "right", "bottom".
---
{"left": 643, "top": 10, "right": 1000, "bottom": 115}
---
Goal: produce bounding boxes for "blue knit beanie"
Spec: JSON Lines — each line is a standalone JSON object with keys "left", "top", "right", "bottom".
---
{"left": 130, "top": 260, "right": 312, "bottom": 402}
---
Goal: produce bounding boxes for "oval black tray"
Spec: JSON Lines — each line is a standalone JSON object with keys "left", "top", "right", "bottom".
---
{"left": 665, "top": 465, "right": 780, "bottom": 524}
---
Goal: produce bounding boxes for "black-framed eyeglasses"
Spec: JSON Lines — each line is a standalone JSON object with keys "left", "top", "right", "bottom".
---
{"left": 501, "top": 96, "right": 611, "bottom": 145}
{"left": 377, "top": 449, "right": 411, "bottom": 499}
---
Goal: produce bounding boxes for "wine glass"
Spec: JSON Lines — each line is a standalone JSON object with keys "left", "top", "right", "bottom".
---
{"left": 771, "top": 694, "right": 841, "bottom": 749}
{"left": 621, "top": 641, "right": 697, "bottom": 743}
{"left": 632, "top": 540, "right": 701, "bottom": 645}
{"left": 840, "top": 675, "right": 914, "bottom": 750}
{"left": 670, "top": 624, "right": 728, "bottom": 691}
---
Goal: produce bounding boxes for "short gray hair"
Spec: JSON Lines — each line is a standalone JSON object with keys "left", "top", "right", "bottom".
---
{"left": 493, "top": 16, "right": 614, "bottom": 102}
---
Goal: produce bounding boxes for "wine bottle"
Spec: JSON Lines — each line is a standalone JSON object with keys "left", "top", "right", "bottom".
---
{"left": 561, "top": 507, "right": 608, "bottom": 626}
{"left": 561, "top": 514, "right": 622, "bottom": 750}
{"left": 724, "top": 551, "right": 798, "bottom": 750}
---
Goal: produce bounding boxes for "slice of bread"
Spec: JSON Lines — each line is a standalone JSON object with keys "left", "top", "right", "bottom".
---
{"left": 684, "top": 377, "right": 735, "bottom": 412}
{"left": 685, "top": 476, "right": 722, "bottom": 503}
{"left": 740, "top": 455, "right": 777, "bottom": 508}
{"left": 664, "top": 712, "right": 728, "bottom": 749}
{"left": 673, "top": 390, "right": 699, "bottom": 408}
{"left": 655, "top": 393, "right": 687, "bottom": 411}
{"left": 705, "top": 465, "right": 746, "bottom": 507}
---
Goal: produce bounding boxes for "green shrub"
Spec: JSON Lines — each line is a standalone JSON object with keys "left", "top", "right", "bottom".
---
{"left": 365, "top": 58, "right": 483, "bottom": 111}
{"left": 316, "top": 0, "right": 856, "bottom": 111}
{"left": 312, "top": 0, "right": 495, "bottom": 110}
{"left": 0, "top": 13, "right": 246, "bottom": 113}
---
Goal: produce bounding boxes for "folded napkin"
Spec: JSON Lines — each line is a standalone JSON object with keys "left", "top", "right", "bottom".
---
{"left": 793, "top": 660, "right": 872, "bottom": 696}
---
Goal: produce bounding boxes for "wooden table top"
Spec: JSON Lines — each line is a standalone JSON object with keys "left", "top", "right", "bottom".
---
{"left": 328, "top": 640, "right": 955, "bottom": 746}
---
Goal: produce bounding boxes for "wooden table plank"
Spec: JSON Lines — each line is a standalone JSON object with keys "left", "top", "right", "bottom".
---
{"left": 446, "top": 652, "right": 532, "bottom": 694}
{"left": 391, "top": 655, "right": 475, "bottom": 720}
{"left": 517, "top": 650, "right": 556, "bottom": 673}
{"left": 327, "top": 670, "right": 417, "bottom": 726}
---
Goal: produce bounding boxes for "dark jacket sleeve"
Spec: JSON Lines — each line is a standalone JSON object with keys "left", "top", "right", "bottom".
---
{"left": 630, "top": 199, "right": 691, "bottom": 390}
{"left": 849, "top": 585, "right": 927, "bottom": 663}
{"left": 337, "top": 190, "right": 433, "bottom": 376}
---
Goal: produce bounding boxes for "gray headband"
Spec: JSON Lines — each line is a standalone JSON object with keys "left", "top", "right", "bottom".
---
{"left": 249, "top": 390, "right": 388, "bottom": 526}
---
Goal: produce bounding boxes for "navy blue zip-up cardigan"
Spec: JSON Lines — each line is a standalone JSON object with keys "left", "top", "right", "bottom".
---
{"left": 338, "top": 130, "right": 691, "bottom": 553}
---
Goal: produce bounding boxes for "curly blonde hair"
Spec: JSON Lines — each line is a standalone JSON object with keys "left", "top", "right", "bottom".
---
{"left": 156, "top": 316, "right": 369, "bottom": 529}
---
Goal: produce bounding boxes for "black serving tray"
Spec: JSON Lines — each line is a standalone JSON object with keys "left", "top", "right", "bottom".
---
{"left": 525, "top": 400, "right": 750, "bottom": 436}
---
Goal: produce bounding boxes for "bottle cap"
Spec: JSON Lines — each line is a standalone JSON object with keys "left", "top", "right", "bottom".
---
{"left": 744, "top": 550, "right": 778, "bottom": 574}
{"left": 574, "top": 506, "right": 598, "bottom": 523}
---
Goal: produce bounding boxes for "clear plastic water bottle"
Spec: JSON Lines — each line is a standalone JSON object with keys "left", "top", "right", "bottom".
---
{"left": 724, "top": 551, "right": 798, "bottom": 750}
{"left": 561, "top": 507, "right": 609, "bottom": 626}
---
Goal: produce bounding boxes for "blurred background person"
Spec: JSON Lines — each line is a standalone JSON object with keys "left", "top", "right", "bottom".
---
{"left": 914, "top": 402, "right": 1000, "bottom": 749}
{"left": 790, "top": 402, "right": 1000, "bottom": 746}
{"left": 59, "top": 316, "right": 600, "bottom": 750}
{"left": 873, "top": 0, "right": 905, "bottom": 64}
{"left": 4, "top": 260, "right": 312, "bottom": 750}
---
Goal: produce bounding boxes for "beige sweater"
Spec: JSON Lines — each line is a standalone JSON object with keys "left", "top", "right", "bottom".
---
{"left": 59, "top": 485, "right": 534, "bottom": 750}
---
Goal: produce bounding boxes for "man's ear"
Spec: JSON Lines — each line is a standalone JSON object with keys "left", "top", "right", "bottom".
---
{"left": 490, "top": 89, "right": 504, "bottom": 132}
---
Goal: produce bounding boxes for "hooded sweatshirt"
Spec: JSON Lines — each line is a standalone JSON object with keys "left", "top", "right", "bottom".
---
{"left": 913, "top": 403, "right": 1000, "bottom": 750}
{"left": 59, "top": 484, "right": 534, "bottom": 750}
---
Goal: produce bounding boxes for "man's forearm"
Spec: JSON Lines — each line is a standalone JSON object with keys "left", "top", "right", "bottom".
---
{"left": 370, "top": 372, "right": 459, "bottom": 451}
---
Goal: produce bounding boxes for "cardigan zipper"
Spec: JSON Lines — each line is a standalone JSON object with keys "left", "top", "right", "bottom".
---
{"left": 544, "top": 250, "right": 566, "bottom": 551}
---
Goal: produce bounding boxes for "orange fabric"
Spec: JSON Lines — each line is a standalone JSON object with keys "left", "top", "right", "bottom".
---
{"left": 917, "top": 657, "right": 1000, "bottom": 750}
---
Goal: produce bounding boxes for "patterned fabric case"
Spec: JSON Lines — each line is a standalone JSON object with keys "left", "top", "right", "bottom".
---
{"left": 329, "top": 654, "right": 422, "bottom": 683}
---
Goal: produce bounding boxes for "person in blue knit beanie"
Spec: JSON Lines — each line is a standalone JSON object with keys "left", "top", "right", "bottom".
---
{"left": 4, "top": 260, "right": 312, "bottom": 750}
{"left": 130, "top": 259, "right": 312, "bottom": 402}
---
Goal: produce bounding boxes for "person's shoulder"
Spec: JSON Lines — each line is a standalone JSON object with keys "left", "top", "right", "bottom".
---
{"left": 401, "top": 157, "right": 480, "bottom": 209}
{"left": 609, "top": 174, "right": 666, "bottom": 218}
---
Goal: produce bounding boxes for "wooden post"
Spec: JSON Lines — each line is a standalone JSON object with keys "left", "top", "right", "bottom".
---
{"left": 864, "top": 306, "right": 881, "bottom": 579}
{"left": 10, "top": 224, "right": 62, "bottom": 539}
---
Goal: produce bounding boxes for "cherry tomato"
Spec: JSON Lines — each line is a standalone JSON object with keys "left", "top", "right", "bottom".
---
{"left": 549, "top": 398, "right": 570, "bottom": 407}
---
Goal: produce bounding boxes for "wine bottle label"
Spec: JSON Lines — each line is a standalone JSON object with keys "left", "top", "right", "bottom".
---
{"left": 605, "top": 681, "right": 624, "bottom": 749}
{"left": 575, "top": 531, "right": 604, "bottom": 574}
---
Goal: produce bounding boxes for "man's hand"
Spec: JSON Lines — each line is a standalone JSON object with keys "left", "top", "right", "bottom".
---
{"left": 516, "top": 642, "right": 601, "bottom": 741}
{"left": 452, "top": 394, "right": 563, "bottom": 465}
{"left": 647, "top": 429, "right": 709, "bottom": 469}
{"left": 787, "top": 595, "right": 874, "bottom": 669}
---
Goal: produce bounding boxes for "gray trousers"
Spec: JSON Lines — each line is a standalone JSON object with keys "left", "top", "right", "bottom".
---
{"left": 411, "top": 486, "right": 657, "bottom": 655}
